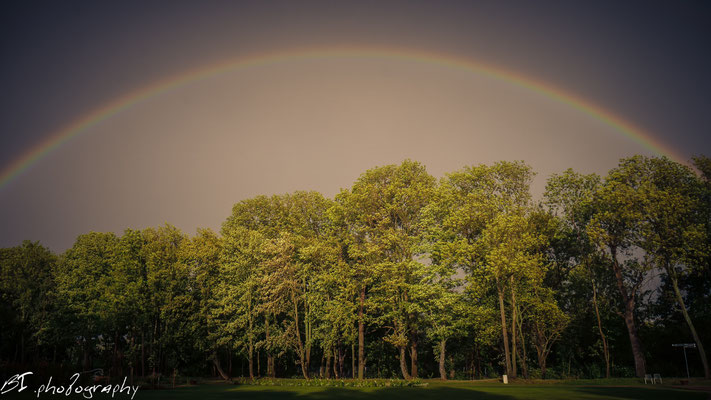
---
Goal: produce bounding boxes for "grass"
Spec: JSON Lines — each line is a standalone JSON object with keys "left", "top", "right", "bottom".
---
{"left": 132, "top": 379, "right": 711, "bottom": 400}
{"left": 3, "top": 377, "right": 709, "bottom": 400}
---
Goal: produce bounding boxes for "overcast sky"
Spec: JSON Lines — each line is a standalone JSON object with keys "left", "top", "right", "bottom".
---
{"left": 1, "top": 1, "right": 709, "bottom": 251}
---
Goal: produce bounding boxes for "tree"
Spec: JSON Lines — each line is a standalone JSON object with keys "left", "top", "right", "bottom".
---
{"left": 478, "top": 212, "right": 546, "bottom": 379}
{"left": 527, "top": 288, "right": 568, "bottom": 378}
{"left": 334, "top": 160, "right": 435, "bottom": 379}
{"left": 545, "top": 170, "right": 612, "bottom": 377}
{"left": 56, "top": 232, "right": 121, "bottom": 370}
{"left": 633, "top": 157, "right": 710, "bottom": 378}
{"left": 109, "top": 229, "right": 148, "bottom": 378}
{"left": 4, "top": 156, "right": 710, "bottom": 381}
{"left": 317, "top": 220, "right": 360, "bottom": 378}
{"left": 175, "top": 228, "right": 223, "bottom": 380}
{"left": 422, "top": 278, "right": 469, "bottom": 380}
{"left": 140, "top": 224, "right": 189, "bottom": 382}
{"left": 217, "top": 222, "right": 267, "bottom": 379}
{"left": 587, "top": 157, "right": 653, "bottom": 378}
{"left": 0, "top": 241, "right": 56, "bottom": 366}
{"left": 425, "top": 161, "right": 536, "bottom": 378}
{"left": 218, "top": 191, "right": 335, "bottom": 379}
{"left": 259, "top": 230, "right": 334, "bottom": 379}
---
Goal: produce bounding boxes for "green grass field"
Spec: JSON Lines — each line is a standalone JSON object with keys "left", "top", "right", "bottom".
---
{"left": 4, "top": 378, "right": 709, "bottom": 400}
{"left": 132, "top": 380, "right": 711, "bottom": 400}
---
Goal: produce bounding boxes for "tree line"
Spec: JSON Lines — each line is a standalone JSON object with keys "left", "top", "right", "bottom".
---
{"left": 1, "top": 155, "right": 709, "bottom": 381}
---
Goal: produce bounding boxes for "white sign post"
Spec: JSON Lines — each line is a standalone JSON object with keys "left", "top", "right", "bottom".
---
{"left": 672, "top": 343, "right": 697, "bottom": 379}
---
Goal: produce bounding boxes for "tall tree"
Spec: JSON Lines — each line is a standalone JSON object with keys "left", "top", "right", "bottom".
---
{"left": 634, "top": 156, "right": 710, "bottom": 378}
{"left": 333, "top": 160, "right": 435, "bottom": 379}
{"left": 421, "top": 276, "right": 469, "bottom": 380}
{"left": 545, "top": 170, "right": 612, "bottom": 377}
{"left": 176, "top": 228, "right": 224, "bottom": 379}
{"left": 108, "top": 229, "right": 148, "bottom": 378}
{"left": 218, "top": 223, "right": 267, "bottom": 379}
{"left": 478, "top": 212, "right": 546, "bottom": 379}
{"left": 140, "top": 224, "right": 188, "bottom": 380}
{"left": 56, "top": 232, "right": 120, "bottom": 370}
{"left": 587, "top": 157, "right": 652, "bottom": 378}
{"left": 425, "top": 161, "right": 535, "bottom": 378}
{"left": 0, "top": 241, "right": 56, "bottom": 366}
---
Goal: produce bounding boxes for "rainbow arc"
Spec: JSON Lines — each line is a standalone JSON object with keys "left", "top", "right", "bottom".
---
{"left": 0, "top": 47, "right": 686, "bottom": 190}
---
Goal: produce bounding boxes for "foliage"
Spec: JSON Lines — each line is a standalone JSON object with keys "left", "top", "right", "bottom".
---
{"left": 1, "top": 155, "right": 710, "bottom": 382}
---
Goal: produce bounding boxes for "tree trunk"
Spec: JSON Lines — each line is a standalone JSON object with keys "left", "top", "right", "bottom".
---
{"left": 610, "top": 247, "right": 646, "bottom": 378}
{"left": 141, "top": 331, "right": 145, "bottom": 377}
{"left": 475, "top": 344, "right": 481, "bottom": 379}
{"left": 399, "top": 346, "right": 412, "bottom": 380}
{"left": 539, "top": 351, "right": 547, "bottom": 379}
{"left": 410, "top": 336, "right": 418, "bottom": 378}
{"left": 291, "top": 293, "right": 309, "bottom": 380}
{"left": 497, "top": 282, "right": 512, "bottom": 377}
{"left": 352, "top": 344, "right": 356, "bottom": 379}
{"left": 212, "top": 351, "right": 230, "bottom": 380}
{"left": 299, "top": 356, "right": 309, "bottom": 380}
{"left": 248, "top": 343, "right": 254, "bottom": 379}
{"left": 247, "top": 291, "right": 255, "bottom": 379}
{"left": 337, "top": 347, "right": 344, "bottom": 379}
{"left": 516, "top": 315, "right": 529, "bottom": 379}
{"left": 358, "top": 286, "right": 366, "bottom": 379}
{"left": 510, "top": 277, "right": 518, "bottom": 379}
{"left": 265, "top": 316, "right": 273, "bottom": 378}
{"left": 472, "top": 344, "right": 481, "bottom": 379}
{"left": 333, "top": 348, "right": 340, "bottom": 379}
{"left": 623, "top": 294, "right": 646, "bottom": 378}
{"left": 113, "top": 332, "right": 119, "bottom": 376}
{"left": 83, "top": 338, "right": 91, "bottom": 371}
{"left": 152, "top": 318, "right": 158, "bottom": 379}
{"left": 591, "top": 279, "right": 611, "bottom": 378}
{"left": 20, "top": 333, "right": 25, "bottom": 366}
{"left": 325, "top": 352, "right": 331, "bottom": 379}
{"left": 448, "top": 355, "right": 455, "bottom": 379}
{"left": 534, "top": 328, "right": 547, "bottom": 379}
{"left": 439, "top": 339, "right": 447, "bottom": 380}
{"left": 669, "top": 266, "right": 711, "bottom": 379}
{"left": 305, "top": 345, "right": 311, "bottom": 378}
{"left": 319, "top": 354, "right": 324, "bottom": 378}
{"left": 267, "top": 355, "right": 274, "bottom": 378}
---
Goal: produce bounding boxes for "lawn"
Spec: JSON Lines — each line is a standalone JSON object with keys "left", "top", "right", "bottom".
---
{"left": 144, "top": 381, "right": 709, "bottom": 400}
{"left": 3, "top": 378, "right": 709, "bottom": 400}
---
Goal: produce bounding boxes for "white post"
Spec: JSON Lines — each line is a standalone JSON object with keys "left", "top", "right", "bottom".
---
{"left": 502, "top": 374, "right": 508, "bottom": 384}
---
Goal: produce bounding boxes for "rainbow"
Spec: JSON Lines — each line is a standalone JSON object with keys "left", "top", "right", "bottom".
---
{"left": 0, "top": 46, "right": 687, "bottom": 190}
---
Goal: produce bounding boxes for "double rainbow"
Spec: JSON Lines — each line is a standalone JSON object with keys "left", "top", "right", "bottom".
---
{"left": 0, "top": 47, "right": 686, "bottom": 190}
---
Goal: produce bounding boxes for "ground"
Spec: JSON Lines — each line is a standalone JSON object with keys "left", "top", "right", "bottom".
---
{"left": 4, "top": 378, "right": 710, "bottom": 399}
{"left": 147, "top": 383, "right": 708, "bottom": 400}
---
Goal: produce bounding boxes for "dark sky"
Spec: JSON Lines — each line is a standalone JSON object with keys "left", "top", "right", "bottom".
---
{"left": 1, "top": 1, "right": 710, "bottom": 250}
